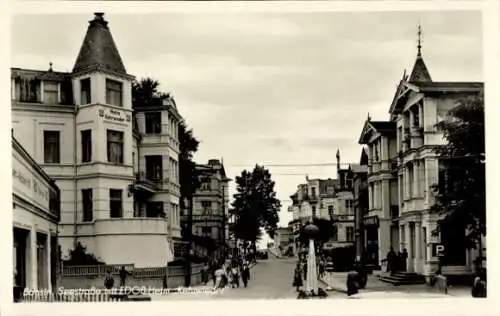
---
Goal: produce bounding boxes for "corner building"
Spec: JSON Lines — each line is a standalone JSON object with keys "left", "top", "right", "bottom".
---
{"left": 358, "top": 43, "right": 484, "bottom": 280}
{"left": 11, "top": 13, "right": 180, "bottom": 267}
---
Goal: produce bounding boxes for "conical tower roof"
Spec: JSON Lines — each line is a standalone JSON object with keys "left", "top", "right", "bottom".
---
{"left": 408, "top": 25, "right": 432, "bottom": 82}
{"left": 73, "top": 13, "right": 127, "bottom": 75}
{"left": 408, "top": 55, "right": 432, "bottom": 82}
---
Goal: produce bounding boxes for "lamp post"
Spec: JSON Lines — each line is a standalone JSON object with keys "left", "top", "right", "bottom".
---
{"left": 303, "top": 222, "right": 319, "bottom": 296}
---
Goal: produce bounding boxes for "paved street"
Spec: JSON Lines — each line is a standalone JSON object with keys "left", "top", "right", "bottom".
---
{"left": 151, "top": 256, "right": 344, "bottom": 300}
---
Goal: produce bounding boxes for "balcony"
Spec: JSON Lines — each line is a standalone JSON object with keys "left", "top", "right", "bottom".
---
{"left": 130, "top": 171, "right": 161, "bottom": 194}
{"left": 181, "top": 214, "right": 224, "bottom": 223}
{"left": 309, "top": 194, "right": 319, "bottom": 203}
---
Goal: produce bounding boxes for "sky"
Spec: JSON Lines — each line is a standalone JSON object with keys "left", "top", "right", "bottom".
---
{"left": 11, "top": 11, "right": 483, "bottom": 244}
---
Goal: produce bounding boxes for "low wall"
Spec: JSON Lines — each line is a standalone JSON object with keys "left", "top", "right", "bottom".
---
{"left": 59, "top": 264, "right": 203, "bottom": 290}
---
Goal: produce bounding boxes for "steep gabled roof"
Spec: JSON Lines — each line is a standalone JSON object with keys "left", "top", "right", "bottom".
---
{"left": 408, "top": 55, "right": 432, "bottom": 83}
{"left": 358, "top": 119, "right": 396, "bottom": 144}
{"left": 73, "top": 13, "right": 127, "bottom": 75}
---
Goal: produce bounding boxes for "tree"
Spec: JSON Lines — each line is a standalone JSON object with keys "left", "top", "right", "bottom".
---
{"left": 179, "top": 120, "right": 201, "bottom": 211}
{"left": 231, "top": 165, "right": 281, "bottom": 244}
{"left": 64, "top": 242, "right": 104, "bottom": 266}
{"left": 132, "top": 77, "right": 171, "bottom": 108}
{"left": 297, "top": 218, "right": 337, "bottom": 250}
{"left": 431, "top": 94, "right": 485, "bottom": 249}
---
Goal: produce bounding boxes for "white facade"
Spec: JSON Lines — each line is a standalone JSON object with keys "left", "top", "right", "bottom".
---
{"left": 13, "top": 136, "right": 60, "bottom": 291}
{"left": 11, "top": 14, "right": 180, "bottom": 268}
{"left": 359, "top": 50, "right": 484, "bottom": 278}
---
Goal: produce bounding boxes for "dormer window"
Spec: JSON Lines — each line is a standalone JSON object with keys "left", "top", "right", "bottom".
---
{"left": 106, "top": 79, "right": 123, "bottom": 107}
{"left": 43, "top": 81, "right": 59, "bottom": 104}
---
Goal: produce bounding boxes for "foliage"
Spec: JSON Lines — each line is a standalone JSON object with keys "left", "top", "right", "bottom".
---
{"left": 431, "top": 94, "right": 485, "bottom": 247}
{"left": 231, "top": 165, "right": 281, "bottom": 241}
{"left": 64, "top": 242, "right": 104, "bottom": 266}
{"left": 179, "top": 120, "right": 201, "bottom": 208}
{"left": 297, "top": 218, "right": 337, "bottom": 248}
{"left": 131, "top": 78, "right": 171, "bottom": 108}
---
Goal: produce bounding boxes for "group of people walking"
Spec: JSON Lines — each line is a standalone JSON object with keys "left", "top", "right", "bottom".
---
{"left": 202, "top": 255, "right": 251, "bottom": 289}
{"left": 386, "top": 247, "right": 408, "bottom": 274}
{"left": 292, "top": 254, "right": 327, "bottom": 292}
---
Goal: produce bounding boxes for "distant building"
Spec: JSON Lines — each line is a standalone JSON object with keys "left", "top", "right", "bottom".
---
{"left": 274, "top": 227, "right": 293, "bottom": 254}
{"left": 352, "top": 148, "right": 369, "bottom": 263}
{"left": 182, "top": 159, "right": 230, "bottom": 258}
{"left": 358, "top": 37, "right": 484, "bottom": 279}
{"left": 288, "top": 177, "right": 337, "bottom": 254}
{"left": 13, "top": 134, "right": 60, "bottom": 291}
{"left": 11, "top": 13, "right": 180, "bottom": 267}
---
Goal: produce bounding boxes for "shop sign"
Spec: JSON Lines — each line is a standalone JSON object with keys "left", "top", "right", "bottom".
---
{"left": 364, "top": 215, "right": 379, "bottom": 227}
{"left": 431, "top": 244, "right": 445, "bottom": 257}
{"left": 12, "top": 158, "right": 50, "bottom": 209}
{"left": 99, "top": 108, "right": 130, "bottom": 124}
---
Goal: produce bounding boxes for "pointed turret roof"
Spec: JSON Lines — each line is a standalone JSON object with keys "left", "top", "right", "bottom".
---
{"left": 408, "top": 25, "right": 432, "bottom": 82}
{"left": 73, "top": 13, "right": 127, "bottom": 75}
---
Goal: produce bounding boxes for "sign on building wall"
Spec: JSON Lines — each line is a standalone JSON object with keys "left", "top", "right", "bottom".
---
{"left": 12, "top": 154, "right": 51, "bottom": 210}
{"left": 99, "top": 107, "right": 131, "bottom": 124}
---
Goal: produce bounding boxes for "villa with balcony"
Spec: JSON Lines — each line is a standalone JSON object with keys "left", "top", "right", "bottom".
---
{"left": 358, "top": 38, "right": 484, "bottom": 281}
{"left": 11, "top": 13, "right": 180, "bottom": 268}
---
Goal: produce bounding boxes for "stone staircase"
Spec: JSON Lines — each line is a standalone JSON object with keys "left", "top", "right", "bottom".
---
{"left": 378, "top": 271, "right": 426, "bottom": 286}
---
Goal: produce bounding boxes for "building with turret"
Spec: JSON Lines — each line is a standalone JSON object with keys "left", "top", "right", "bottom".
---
{"left": 358, "top": 26, "right": 484, "bottom": 281}
{"left": 11, "top": 13, "right": 181, "bottom": 268}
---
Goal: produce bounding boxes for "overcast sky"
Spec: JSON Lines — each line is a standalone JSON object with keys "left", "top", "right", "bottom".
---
{"left": 11, "top": 11, "right": 483, "bottom": 243}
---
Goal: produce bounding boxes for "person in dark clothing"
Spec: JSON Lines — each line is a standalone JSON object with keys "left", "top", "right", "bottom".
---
{"left": 346, "top": 268, "right": 360, "bottom": 296}
{"left": 119, "top": 266, "right": 131, "bottom": 287}
{"left": 293, "top": 263, "right": 304, "bottom": 292}
{"left": 387, "top": 247, "right": 396, "bottom": 275}
{"left": 401, "top": 249, "right": 408, "bottom": 272}
{"left": 104, "top": 270, "right": 115, "bottom": 289}
{"left": 241, "top": 262, "right": 250, "bottom": 288}
{"left": 162, "top": 274, "right": 168, "bottom": 289}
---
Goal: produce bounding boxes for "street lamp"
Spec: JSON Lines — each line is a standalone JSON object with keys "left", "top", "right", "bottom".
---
{"left": 303, "top": 222, "right": 319, "bottom": 296}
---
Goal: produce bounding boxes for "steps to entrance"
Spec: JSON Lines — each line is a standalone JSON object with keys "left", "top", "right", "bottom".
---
{"left": 378, "top": 272, "right": 426, "bottom": 286}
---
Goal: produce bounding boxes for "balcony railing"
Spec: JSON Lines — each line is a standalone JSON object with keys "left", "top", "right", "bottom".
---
{"left": 132, "top": 171, "right": 160, "bottom": 193}
{"left": 181, "top": 214, "right": 224, "bottom": 222}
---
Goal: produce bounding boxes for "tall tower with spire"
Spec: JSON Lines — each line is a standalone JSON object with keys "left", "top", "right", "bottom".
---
{"left": 408, "top": 24, "right": 432, "bottom": 83}
{"left": 336, "top": 149, "right": 341, "bottom": 173}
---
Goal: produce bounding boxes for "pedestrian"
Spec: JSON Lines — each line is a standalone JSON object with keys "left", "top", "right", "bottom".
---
{"left": 201, "top": 263, "right": 209, "bottom": 285}
{"left": 293, "top": 263, "right": 304, "bottom": 292}
{"left": 387, "top": 247, "right": 396, "bottom": 275}
{"left": 401, "top": 249, "right": 408, "bottom": 272}
{"left": 346, "top": 267, "right": 360, "bottom": 296}
{"left": 119, "top": 266, "right": 131, "bottom": 287}
{"left": 303, "top": 260, "right": 308, "bottom": 281}
{"left": 318, "top": 260, "right": 325, "bottom": 279}
{"left": 215, "top": 265, "right": 225, "bottom": 289}
{"left": 104, "top": 269, "right": 115, "bottom": 290}
{"left": 162, "top": 274, "right": 168, "bottom": 289}
{"left": 241, "top": 261, "right": 250, "bottom": 288}
{"left": 472, "top": 274, "right": 487, "bottom": 298}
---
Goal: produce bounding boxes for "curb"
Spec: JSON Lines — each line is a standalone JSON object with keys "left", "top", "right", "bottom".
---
{"left": 318, "top": 278, "right": 347, "bottom": 294}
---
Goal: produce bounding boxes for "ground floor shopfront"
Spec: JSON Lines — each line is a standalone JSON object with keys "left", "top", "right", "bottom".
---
{"left": 363, "top": 211, "right": 483, "bottom": 281}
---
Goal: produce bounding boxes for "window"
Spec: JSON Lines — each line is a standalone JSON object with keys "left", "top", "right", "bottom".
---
{"left": 107, "top": 130, "right": 124, "bottom": 164}
{"left": 145, "top": 155, "right": 163, "bottom": 182}
{"left": 145, "top": 112, "right": 162, "bottom": 134}
{"left": 311, "top": 187, "right": 317, "bottom": 199}
{"left": 311, "top": 206, "right": 317, "bottom": 218}
{"left": 332, "top": 228, "right": 338, "bottom": 241}
{"left": 81, "top": 129, "right": 92, "bottom": 163}
{"left": 106, "top": 79, "right": 123, "bottom": 106}
{"left": 80, "top": 78, "right": 91, "bottom": 105}
{"left": 109, "top": 189, "right": 123, "bottom": 218}
{"left": 408, "top": 164, "right": 414, "bottom": 198}
{"left": 346, "top": 227, "right": 354, "bottom": 241}
{"left": 328, "top": 205, "right": 334, "bottom": 217}
{"left": 43, "top": 82, "right": 59, "bottom": 104}
{"left": 44, "top": 131, "right": 60, "bottom": 163}
{"left": 200, "top": 177, "right": 211, "bottom": 190}
{"left": 146, "top": 201, "right": 164, "bottom": 218}
{"left": 82, "top": 189, "right": 93, "bottom": 222}
{"left": 423, "top": 227, "right": 427, "bottom": 260}
{"left": 201, "top": 201, "right": 212, "bottom": 214}
{"left": 345, "top": 200, "right": 353, "bottom": 214}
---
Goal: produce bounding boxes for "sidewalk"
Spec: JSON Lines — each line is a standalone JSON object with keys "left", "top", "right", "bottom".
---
{"left": 319, "top": 272, "right": 471, "bottom": 297}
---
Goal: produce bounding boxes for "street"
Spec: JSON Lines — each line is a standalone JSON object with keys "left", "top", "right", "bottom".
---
{"left": 151, "top": 256, "right": 344, "bottom": 300}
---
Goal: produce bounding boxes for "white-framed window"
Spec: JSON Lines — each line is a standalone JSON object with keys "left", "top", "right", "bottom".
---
{"left": 106, "top": 79, "right": 123, "bottom": 107}
{"left": 43, "top": 81, "right": 59, "bottom": 104}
